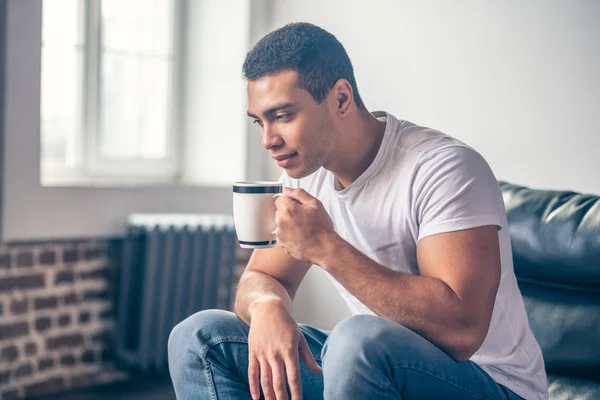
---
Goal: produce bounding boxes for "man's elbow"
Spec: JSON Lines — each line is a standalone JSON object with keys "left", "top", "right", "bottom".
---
{"left": 448, "top": 324, "right": 489, "bottom": 362}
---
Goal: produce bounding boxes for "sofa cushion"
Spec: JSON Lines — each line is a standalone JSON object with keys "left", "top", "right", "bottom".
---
{"left": 548, "top": 375, "right": 600, "bottom": 400}
{"left": 519, "top": 282, "right": 600, "bottom": 380}
{"left": 499, "top": 181, "right": 600, "bottom": 289}
{"left": 499, "top": 182, "right": 600, "bottom": 379}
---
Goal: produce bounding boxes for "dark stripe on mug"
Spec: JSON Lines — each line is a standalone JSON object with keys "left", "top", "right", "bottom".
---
{"left": 233, "top": 186, "right": 282, "bottom": 194}
{"left": 239, "top": 240, "right": 277, "bottom": 246}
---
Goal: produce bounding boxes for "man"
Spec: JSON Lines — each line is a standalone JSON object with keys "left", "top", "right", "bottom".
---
{"left": 168, "top": 22, "right": 547, "bottom": 400}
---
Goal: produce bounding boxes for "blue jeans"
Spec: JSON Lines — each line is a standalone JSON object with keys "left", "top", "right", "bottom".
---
{"left": 168, "top": 310, "right": 523, "bottom": 399}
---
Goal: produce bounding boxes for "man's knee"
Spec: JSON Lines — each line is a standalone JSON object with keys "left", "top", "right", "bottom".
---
{"left": 168, "top": 309, "right": 245, "bottom": 363}
{"left": 322, "top": 315, "right": 426, "bottom": 366}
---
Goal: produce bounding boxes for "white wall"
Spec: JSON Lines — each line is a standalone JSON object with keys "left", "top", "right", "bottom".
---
{"left": 182, "top": 0, "right": 250, "bottom": 186}
{"left": 262, "top": 0, "right": 600, "bottom": 329}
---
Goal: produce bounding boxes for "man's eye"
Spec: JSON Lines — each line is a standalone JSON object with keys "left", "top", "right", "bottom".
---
{"left": 253, "top": 119, "right": 262, "bottom": 126}
{"left": 275, "top": 113, "right": 290, "bottom": 120}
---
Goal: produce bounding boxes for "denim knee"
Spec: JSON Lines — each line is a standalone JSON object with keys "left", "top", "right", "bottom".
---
{"left": 169, "top": 309, "right": 244, "bottom": 352}
{"left": 322, "top": 315, "right": 380, "bottom": 363}
{"left": 168, "top": 310, "right": 245, "bottom": 371}
{"left": 323, "top": 315, "right": 425, "bottom": 367}
{"left": 323, "top": 314, "right": 446, "bottom": 371}
{"left": 168, "top": 310, "right": 251, "bottom": 398}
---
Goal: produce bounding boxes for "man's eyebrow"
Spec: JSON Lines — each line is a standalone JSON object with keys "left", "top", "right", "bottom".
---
{"left": 247, "top": 102, "right": 296, "bottom": 119}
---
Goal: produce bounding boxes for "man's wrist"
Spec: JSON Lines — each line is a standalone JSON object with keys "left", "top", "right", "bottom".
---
{"left": 248, "top": 295, "right": 287, "bottom": 319}
{"left": 315, "top": 231, "right": 345, "bottom": 270}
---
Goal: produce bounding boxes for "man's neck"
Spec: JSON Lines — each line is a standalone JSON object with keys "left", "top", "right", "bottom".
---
{"left": 329, "top": 110, "right": 387, "bottom": 190}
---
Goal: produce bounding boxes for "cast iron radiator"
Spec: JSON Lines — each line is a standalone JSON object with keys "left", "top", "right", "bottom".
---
{"left": 116, "top": 214, "right": 238, "bottom": 373}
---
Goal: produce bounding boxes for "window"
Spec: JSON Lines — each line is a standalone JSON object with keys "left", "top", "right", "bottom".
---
{"left": 41, "top": 0, "right": 179, "bottom": 185}
{"left": 2, "top": 0, "right": 252, "bottom": 241}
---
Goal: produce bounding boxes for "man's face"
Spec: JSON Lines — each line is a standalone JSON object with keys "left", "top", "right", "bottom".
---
{"left": 247, "top": 70, "right": 337, "bottom": 179}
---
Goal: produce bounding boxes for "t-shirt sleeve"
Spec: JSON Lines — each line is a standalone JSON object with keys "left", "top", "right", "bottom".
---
{"left": 413, "top": 146, "right": 506, "bottom": 242}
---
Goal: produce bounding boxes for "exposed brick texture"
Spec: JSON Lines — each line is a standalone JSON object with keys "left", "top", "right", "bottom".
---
{"left": 10, "top": 298, "right": 28, "bottom": 314}
{"left": 35, "top": 317, "right": 52, "bottom": 332}
{"left": 55, "top": 270, "right": 75, "bottom": 285}
{"left": 1, "top": 241, "right": 121, "bottom": 399}
{"left": 39, "top": 250, "right": 56, "bottom": 266}
{"left": 83, "top": 289, "right": 110, "bottom": 302}
{"left": 63, "top": 292, "right": 79, "bottom": 305}
{"left": 0, "top": 253, "right": 11, "bottom": 269}
{"left": 58, "top": 314, "right": 71, "bottom": 327}
{"left": 0, "top": 237, "right": 244, "bottom": 399}
{"left": 84, "top": 248, "right": 104, "bottom": 260}
{"left": 81, "top": 349, "right": 95, "bottom": 364}
{"left": 60, "top": 354, "right": 77, "bottom": 366}
{"left": 79, "top": 311, "right": 92, "bottom": 325}
{"left": 62, "top": 249, "right": 79, "bottom": 263}
{"left": 1, "top": 345, "right": 18, "bottom": 362}
{"left": 16, "top": 252, "right": 33, "bottom": 268}
{"left": 91, "top": 330, "right": 112, "bottom": 346}
{"left": 15, "top": 363, "right": 33, "bottom": 379}
{"left": 34, "top": 295, "right": 59, "bottom": 310}
{"left": 24, "top": 377, "right": 65, "bottom": 397}
{"left": 0, "top": 274, "right": 45, "bottom": 292}
{"left": 38, "top": 358, "right": 54, "bottom": 371}
{"left": 80, "top": 267, "right": 110, "bottom": 281}
{"left": 46, "top": 333, "right": 85, "bottom": 350}
{"left": 24, "top": 342, "right": 37, "bottom": 356}
{"left": 0, "top": 322, "right": 29, "bottom": 341}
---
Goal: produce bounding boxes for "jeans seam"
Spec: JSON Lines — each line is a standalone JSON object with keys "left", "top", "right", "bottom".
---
{"left": 189, "top": 336, "right": 249, "bottom": 400}
{"left": 200, "top": 335, "right": 250, "bottom": 358}
{"left": 389, "top": 365, "right": 498, "bottom": 400}
{"left": 183, "top": 345, "right": 217, "bottom": 400}
{"left": 204, "top": 356, "right": 218, "bottom": 400}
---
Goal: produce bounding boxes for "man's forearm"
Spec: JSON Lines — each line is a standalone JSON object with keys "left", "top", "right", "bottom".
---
{"left": 317, "top": 236, "right": 484, "bottom": 360}
{"left": 234, "top": 270, "right": 294, "bottom": 325}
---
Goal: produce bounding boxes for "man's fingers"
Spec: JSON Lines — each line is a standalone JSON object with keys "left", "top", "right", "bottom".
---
{"left": 269, "top": 356, "right": 289, "bottom": 400}
{"left": 282, "top": 188, "right": 319, "bottom": 209}
{"left": 273, "top": 193, "right": 298, "bottom": 210}
{"left": 298, "top": 336, "right": 322, "bottom": 374}
{"left": 259, "top": 358, "right": 276, "bottom": 400}
{"left": 248, "top": 355, "right": 260, "bottom": 400}
{"left": 284, "top": 355, "right": 303, "bottom": 400}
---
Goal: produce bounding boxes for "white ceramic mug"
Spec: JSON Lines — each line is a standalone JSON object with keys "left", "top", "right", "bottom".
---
{"left": 233, "top": 181, "right": 283, "bottom": 248}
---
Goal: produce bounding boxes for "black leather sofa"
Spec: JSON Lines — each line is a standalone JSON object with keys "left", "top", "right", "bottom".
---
{"left": 500, "top": 181, "right": 600, "bottom": 400}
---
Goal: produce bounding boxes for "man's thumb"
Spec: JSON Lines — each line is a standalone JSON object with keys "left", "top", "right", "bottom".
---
{"left": 298, "top": 336, "right": 322, "bottom": 374}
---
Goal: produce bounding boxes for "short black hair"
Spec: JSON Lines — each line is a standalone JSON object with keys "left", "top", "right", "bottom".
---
{"left": 243, "top": 22, "right": 365, "bottom": 110}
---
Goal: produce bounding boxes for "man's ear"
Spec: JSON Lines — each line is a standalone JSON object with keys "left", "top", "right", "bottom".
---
{"left": 333, "top": 79, "right": 353, "bottom": 115}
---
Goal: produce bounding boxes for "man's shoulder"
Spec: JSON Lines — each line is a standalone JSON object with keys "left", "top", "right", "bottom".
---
{"left": 393, "top": 119, "right": 477, "bottom": 161}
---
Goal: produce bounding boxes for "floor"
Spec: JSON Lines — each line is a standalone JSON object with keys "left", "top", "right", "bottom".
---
{"left": 37, "top": 376, "right": 176, "bottom": 400}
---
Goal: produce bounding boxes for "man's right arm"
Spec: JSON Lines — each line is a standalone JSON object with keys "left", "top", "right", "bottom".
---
{"left": 234, "top": 244, "right": 311, "bottom": 325}
{"left": 233, "top": 245, "right": 318, "bottom": 400}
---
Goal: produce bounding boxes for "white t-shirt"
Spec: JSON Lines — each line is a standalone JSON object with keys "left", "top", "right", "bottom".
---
{"left": 281, "top": 112, "right": 548, "bottom": 400}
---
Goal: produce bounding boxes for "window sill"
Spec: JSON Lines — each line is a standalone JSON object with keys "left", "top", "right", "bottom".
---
{"left": 42, "top": 175, "right": 181, "bottom": 188}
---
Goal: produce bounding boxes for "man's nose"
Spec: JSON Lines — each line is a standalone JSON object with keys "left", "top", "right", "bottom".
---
{"left": 261, "top": 126, "right": 283, "bottom": 150}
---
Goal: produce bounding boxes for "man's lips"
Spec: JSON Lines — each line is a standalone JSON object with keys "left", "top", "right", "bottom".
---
{"left": 273, "top": 153, "right": 297, "bottom": 167}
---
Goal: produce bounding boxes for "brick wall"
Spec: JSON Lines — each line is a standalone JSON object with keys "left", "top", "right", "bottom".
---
{"left": 0, "top": 240, "right": 127, "bottom": 399}
{"left": 0, "top": 239, "right": 250, "bottom": 400}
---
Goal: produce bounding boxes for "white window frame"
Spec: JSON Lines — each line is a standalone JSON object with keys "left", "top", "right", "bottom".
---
{"left": 1, "top": 0, "right": 265, "bottom": 242}
{"left": 41, "top": 0, "right": 181, "bottom": 186}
